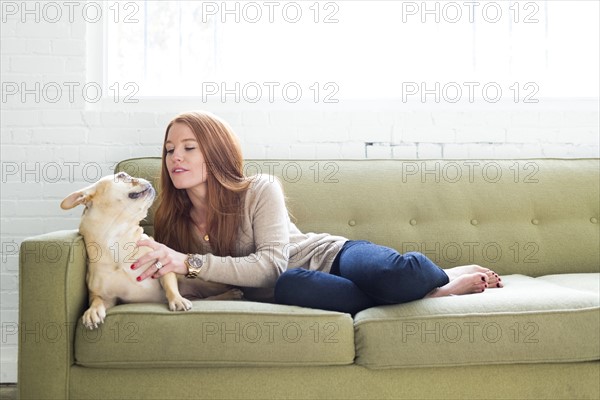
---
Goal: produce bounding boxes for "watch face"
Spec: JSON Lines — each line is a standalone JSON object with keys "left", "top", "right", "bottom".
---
{"left": 188, "top": 255, "right": 203, "bottom": 269}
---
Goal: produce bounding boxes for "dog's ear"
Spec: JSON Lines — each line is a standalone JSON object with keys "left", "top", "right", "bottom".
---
{"left": 60, "top": 185, "right": 96, "bottom": 210}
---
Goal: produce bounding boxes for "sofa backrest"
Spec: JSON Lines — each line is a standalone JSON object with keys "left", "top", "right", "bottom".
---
{"left": 115, "top": 158, "right": 600, "bottom": 276}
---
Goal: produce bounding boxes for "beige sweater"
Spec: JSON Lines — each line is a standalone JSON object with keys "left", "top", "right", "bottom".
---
{"left": 195, "top": 174, "right": 348, "bottom": 292}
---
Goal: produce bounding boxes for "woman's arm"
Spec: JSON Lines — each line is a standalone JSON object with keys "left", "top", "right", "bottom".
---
{"left": 195, "top": 176, "right": 291, "bottom": 287}
{"left": 133, "top": 175, "right": 290, "bottom": 288}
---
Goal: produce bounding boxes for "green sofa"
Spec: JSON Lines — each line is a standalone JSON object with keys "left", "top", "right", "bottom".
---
{"left": 19, "top": 158, "right": 600, "bottom": 399}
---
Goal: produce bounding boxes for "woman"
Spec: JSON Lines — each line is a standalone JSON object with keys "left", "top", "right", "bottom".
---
{"left": 132, "top": 111, "right": 503, "bottom": 314}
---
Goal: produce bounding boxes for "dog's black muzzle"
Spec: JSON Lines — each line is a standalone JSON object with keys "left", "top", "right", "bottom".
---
{"left": 129, "top": 184, "right": 155, "bottom": 200}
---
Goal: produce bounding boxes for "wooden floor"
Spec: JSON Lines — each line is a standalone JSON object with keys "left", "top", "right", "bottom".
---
{"left": 0, "top": 384, "right": 17, "bottom": 400}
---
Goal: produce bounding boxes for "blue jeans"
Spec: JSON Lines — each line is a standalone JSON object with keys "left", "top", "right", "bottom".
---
{"left": 274, "top": 240, "right": 450, "bottom": 314}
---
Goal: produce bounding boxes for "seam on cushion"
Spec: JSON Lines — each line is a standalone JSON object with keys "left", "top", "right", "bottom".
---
{"left": 106, "top": 310, "right": 354, "bottom": 320}
{"left": 76, "top": 359, "right": 355, "bottom": 368}
{"left": 356, "top": 356, "right": 600, "bottom": 370}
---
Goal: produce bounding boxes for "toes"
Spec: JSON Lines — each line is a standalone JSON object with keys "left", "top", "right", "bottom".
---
{"left": 83, "top": 308, "right": 105, "bottom": 330}
{"left": 169, "top": 297, "right": 193, "bottom": 311}
{"left": 483, "top": 270, "right": 503, "bottom": 287}
{"left": 486, "top": 273, "right": 498, "bottom": 284}
{"left": 487, "top": 272, "right": 503, "bottom": 288}
{"left": 473, "top": 273, "right": 488, "bottom": 292}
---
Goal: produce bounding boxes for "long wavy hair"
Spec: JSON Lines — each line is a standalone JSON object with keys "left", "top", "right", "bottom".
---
{"left": 153, "top": 111, "right": 251, "bottom": 256}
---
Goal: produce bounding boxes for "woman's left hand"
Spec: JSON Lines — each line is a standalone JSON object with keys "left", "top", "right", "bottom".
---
{"left": 131, "top": 238, "right": 188, "bottom": 281}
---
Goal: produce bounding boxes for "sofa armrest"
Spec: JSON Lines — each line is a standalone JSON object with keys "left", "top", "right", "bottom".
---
{"left": 18, "top": 230, "right": 88, "bottom": 400}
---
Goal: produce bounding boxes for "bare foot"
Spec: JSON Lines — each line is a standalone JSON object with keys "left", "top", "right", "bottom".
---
{"left": 426, "top": 272, "right": 488, "bottom": 298}
{"left": 445, "top": 265, "right": 503, "bottom": 288}
{"left": 486, "top": 271, "right": 503, "bottom": 288}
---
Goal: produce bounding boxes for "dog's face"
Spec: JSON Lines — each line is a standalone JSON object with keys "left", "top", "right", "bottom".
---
{"left": 61, "top": 172, "right": 156, "bottom": 233}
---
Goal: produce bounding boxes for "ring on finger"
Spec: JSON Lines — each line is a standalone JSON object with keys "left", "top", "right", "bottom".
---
{"left": 155, "top": 261, "right": 163, "bottom": 270}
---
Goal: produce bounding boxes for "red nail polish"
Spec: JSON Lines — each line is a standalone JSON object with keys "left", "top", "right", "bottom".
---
{"left": 131, "top": 264, "right": 135, "bottom": 270}
{"left": 136, "top": 276, "right": 141, "bottom": 282}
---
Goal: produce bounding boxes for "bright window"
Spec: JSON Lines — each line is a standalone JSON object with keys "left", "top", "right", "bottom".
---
{"left": 105, "top": 1, "right": 599, "bottom": 100}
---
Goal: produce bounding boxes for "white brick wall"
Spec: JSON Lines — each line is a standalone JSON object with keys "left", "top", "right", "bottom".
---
{"left": 1, "top": 1, "right": 599, "bottom": 384}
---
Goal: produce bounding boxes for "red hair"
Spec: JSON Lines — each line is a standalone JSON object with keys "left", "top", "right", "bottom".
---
{"left": 153, "top": 111, "right": 251, "bottom": 256}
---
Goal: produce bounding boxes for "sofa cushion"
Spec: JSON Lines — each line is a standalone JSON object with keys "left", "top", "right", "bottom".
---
{"left": 354, "top": 274, "right": 600, "bottom": 369}
{"left": 536, "top": 273, "right": 600, "bottom": 294}
{"left": 75, "top": 301, "right": 355, "bottom": 368}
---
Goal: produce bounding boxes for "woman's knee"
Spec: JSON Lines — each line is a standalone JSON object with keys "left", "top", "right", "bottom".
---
{"left": 402, "top": 251, "right": 430, "bottom": 265}
{"left": 355, "top": 250, "right": 444, "bottom": 303}
{"left": 390, "top": 252, "right": 447, "bottom": 300}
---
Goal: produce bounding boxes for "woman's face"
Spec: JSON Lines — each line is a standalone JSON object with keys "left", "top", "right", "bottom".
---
{"left": 164, "top": 122, "right": 209, "bottom": 191}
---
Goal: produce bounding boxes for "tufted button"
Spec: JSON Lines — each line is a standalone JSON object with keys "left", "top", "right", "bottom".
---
{"left": 348, "top": 220, "right": 356, "bottom": 227}
{"left": 591, "top": 217, "right": 598, "bottom": 224}
{"left": 531, "top": 219, "right": 539, "bottom": 225}
{"left": 409, "top": 219, "right": 417, "bottom": 226}
{"left": 470, "top": 219, "right": 479, "bottom": 226}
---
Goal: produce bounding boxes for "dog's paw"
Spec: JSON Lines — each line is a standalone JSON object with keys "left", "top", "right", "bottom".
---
{"left": 82, "top": 306, "right": 106, "bottom": 330}
{"left": 168, "top": 296, "right": 193, "bottom": 311}
{"left": 226, "top": 288, "right": 244, "bottom": 300}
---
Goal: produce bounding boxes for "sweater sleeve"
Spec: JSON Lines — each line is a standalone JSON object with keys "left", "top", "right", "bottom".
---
{"left": 196, "top": 175, "right": 290, "bottom": 288}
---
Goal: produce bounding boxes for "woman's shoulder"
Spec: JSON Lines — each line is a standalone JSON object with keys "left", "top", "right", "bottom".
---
{"left": 244, "top": 174, "right": 285, "bottom": 200}
{"left": 246, "top": 173, "right": 282, "bottom": 189}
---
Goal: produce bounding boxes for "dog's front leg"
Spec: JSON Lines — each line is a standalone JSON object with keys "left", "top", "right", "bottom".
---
{"left": 82, "top": 295, "right": 115, "bottom": 329}
{"left": 160, "top": 273, "right": 193, "bottom": 311}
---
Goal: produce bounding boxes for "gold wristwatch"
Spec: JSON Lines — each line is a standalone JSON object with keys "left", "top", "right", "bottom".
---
{"left": 184, "top": 254, "right": 203, "bottom": 279}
